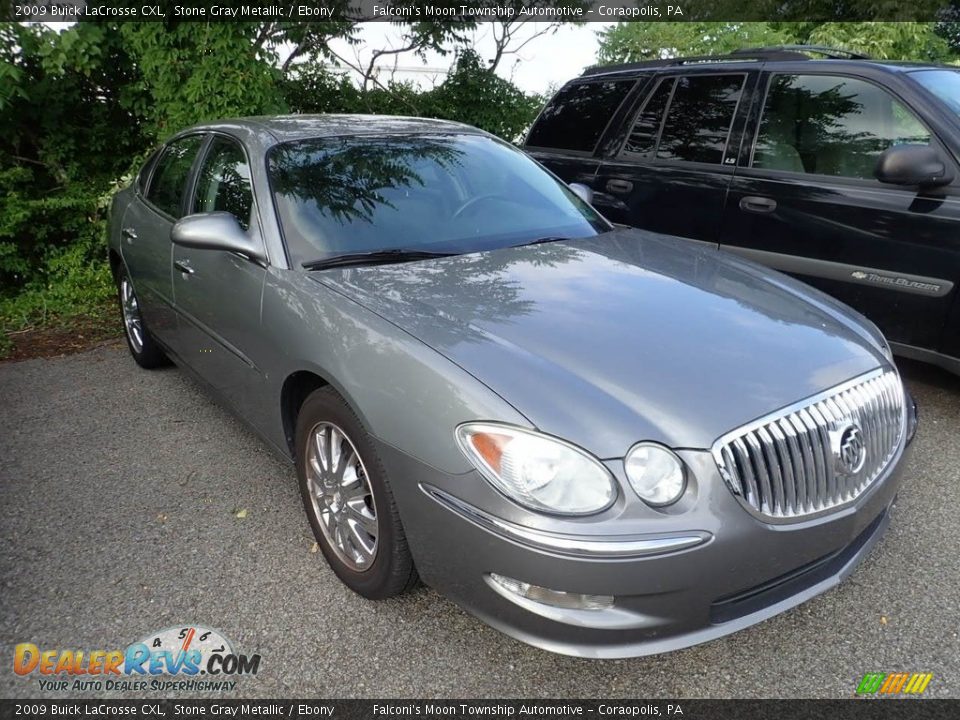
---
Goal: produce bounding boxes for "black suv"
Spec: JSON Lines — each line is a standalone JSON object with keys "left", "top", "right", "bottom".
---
{"left": 525, "top": 46, "right": 960, "bottom": 376}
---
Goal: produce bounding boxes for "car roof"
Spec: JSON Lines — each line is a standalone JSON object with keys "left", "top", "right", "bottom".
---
{"left": 187, "top": 114, "right": 485, "bottom": 143}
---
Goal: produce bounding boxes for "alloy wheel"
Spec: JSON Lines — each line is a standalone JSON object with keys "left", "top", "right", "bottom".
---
{"left": 305, "top": 421, "right": 379, "bottom": 571}
{"left": 120, "top": 277, "right": 144, "bottom": 354}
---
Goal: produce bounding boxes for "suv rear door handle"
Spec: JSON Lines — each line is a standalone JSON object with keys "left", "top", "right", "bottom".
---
{"left": 739, "top": 196, "right": 778, "bottom": 214}
{"left": 606, "top": 179, "right": 634, "bottom": 194}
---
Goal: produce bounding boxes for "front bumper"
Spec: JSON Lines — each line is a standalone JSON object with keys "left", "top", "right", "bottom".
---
{"left": 376, "top": 396, "right": 916, "bottom": 659}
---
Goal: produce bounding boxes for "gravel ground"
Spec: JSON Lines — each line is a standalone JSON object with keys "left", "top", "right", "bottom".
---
{"left": 1, "top": 342, "right": 958, "bottom": 699}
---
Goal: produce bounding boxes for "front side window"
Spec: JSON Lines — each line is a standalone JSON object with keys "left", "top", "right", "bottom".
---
{"left": 752, "top": 74, "right": 931, "bottom": 178}
{"left": 146, "top": 135, "right": 204, "bottom": 218}
{"left": 193, "top": 137, "right": 254, "bottom": 230}
{"left": 655, "top": 74, "right": 746, "bottom": 164}
{"left": 268, "top": 133, "right": 610, "bottom": 267}
{"left": 526, "top": 79, "right": 636, "bottom": 153}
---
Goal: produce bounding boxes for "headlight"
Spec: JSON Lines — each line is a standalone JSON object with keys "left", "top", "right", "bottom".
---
{"left": 624, "top": 443, "right": 686, "bottom": 506}
{"left": 455, "top": 423, "right": 616, "bottom": 515}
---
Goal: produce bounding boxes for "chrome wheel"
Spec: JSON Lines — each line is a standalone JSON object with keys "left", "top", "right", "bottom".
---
{"left": 120, "top": 277, "right": 143, "bottom": 354}
{"left": 305, "top": 421, "right": 379, "bottom": 571}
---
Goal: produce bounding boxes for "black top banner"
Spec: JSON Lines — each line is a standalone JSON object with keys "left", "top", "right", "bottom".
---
{"left": 4, "top": 0, "right": 960, "bottom": 23}
{"left": 0, "top": 700, "right": 958, "bottom": 720}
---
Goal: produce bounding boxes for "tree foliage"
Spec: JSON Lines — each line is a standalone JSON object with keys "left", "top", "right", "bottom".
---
{"left": 0, "top": 19, "right": 547, "bottom": 343}
{"left": 281, "top": 49, "right": 543, "bottom": 141}
{"left": 596, "top": 22, "right": 789, "bottom": 63}
{"left": 597, "top": 21, "right": 959, "bottom": 64}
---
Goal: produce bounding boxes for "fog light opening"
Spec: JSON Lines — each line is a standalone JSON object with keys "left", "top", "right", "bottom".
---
{"left": 487, "top": 573, "right": 614, "bottom": 611}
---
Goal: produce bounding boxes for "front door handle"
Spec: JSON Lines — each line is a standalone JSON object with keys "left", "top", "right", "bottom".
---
{"left": 739, "top": 196, "right": 778, "bottom": 214}
{"left": 606, "top": 179, "right": 634, "bottom": 194}
{"left": 122, "top": 227, "right": 137, "bottom": 242}
{"left": 174, "top": 259, "right": 194, "bottom": 275}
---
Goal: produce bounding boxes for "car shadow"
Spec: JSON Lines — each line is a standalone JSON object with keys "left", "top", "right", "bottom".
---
{"left": 895, "top": 357, "right": 960, "bottom": 396}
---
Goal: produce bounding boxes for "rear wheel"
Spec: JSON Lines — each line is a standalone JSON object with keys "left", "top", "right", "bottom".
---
{"left": 296, "top": 387, "right": 418, "bottom": 598}
{"left": 117, "top": 266, "right": 167, "bottom": 368}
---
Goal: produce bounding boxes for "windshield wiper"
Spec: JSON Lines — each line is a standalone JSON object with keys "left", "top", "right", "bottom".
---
{"left": 302, "top": 249, "right": 456, "bottom": 271}
{"left": 511, "top": 236, "right": 572, "bottom": 249}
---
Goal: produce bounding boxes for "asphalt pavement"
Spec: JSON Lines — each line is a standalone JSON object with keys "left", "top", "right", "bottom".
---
{"left": 1, "top": 342, "right": 959, "bottom": 698}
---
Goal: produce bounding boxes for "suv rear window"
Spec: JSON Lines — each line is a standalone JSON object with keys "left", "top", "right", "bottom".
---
{"left": 526, "top": 79, "right": 635, "bottom": 153}
{"left": 656, "top": 75, "right": 746, "bottom": 164}
{"left": 621, "top": 74, "right": 746, "bottom": 164}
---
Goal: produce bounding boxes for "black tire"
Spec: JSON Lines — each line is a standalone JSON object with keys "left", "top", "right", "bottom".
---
{"left": 116, "top": 265, "right": 168, "bottom": 369}
{"left": 296, "top": 386, "right": 418, "bottom": 599}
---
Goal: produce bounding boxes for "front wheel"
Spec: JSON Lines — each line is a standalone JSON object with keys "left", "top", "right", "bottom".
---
{"left": 296, "top": 387, "right": 418, "bottom": 599}
{"left": 117, "top": 266, "right": 167, "bottom": 369}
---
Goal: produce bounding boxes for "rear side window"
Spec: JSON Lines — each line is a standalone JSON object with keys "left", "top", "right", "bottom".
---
{"left": 193, "top": 136, "right": 254, "bottom": 230}
{"left": 656, "top": 75, "right": 746, "bottom": 164}
{"left": 752, "top": 74, "right": 931, "bottom": 178}
{"left": 136, "top": 148, "right": 162, "bottom": 195}
{"left": 526, "top": 79, "right": 635, "bottom": 153}
{"left": 146, "top": 135, "right": 204, "bottom": 218}
{"left": 623, "top": 79, "right": 674, "bottom": 155}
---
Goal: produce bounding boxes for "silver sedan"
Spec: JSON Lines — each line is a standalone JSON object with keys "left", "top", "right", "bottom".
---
{"left": 108, "top": 115, "right": 916, "bottom": 658}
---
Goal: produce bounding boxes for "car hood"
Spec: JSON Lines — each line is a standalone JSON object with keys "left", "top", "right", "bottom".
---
{"left": 312, "top": 229, "right": 887, "bottom": 457}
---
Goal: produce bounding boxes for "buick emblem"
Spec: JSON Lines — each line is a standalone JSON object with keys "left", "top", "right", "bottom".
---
{"left": 833, "top": 421, "right": 867, "bottom": 476}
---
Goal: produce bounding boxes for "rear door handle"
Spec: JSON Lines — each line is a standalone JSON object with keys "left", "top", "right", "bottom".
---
{"left": 605, "top": 179, "right": 634, "bottom": 194}
{"left": 122, "top": 227, "right": 137, "bottom": 242}
{"left": 739, "top": 196, "right": 778, "bottom": 214}
{"left": 174, "top": 259, "right": 194, "bottom": 275}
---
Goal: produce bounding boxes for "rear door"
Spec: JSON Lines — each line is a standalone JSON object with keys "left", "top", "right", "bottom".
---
{"left": 170, "top": 133, "right": 268, "bottom": 426}
{"left": 591, "top": 69, "right": 758, "bottom": 245}
{"left": 720, "top": 70, "right": 960, "bottom": 353}
{"left": 121, "top": 134, "right": 205, "bottom": 342}
{"left": 525, "top": 76, "right": 640, "bottom": 187}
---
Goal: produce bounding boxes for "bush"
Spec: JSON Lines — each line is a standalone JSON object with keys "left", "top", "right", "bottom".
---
{"left": 1, "top": 25, "right": 548, "bottom": 357}
{"left": 281, "top": 50, "right": 545, "bottom": 143}
{"left": 0, "top": 178, "right": 114, "bottom": 334}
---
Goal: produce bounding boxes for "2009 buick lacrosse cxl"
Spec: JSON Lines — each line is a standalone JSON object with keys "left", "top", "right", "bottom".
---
{"left": 108, "top": 115, "right": 916, "bottom": 658}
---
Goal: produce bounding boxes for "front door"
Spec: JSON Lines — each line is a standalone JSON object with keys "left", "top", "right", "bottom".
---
{"left": 171, "top": 134, "right": 268, "bottom": 426}
{"left": 592, "top": 71, "right": 757, "bottom": 245}
{"left": 720, "top": 71, "right": 960, "bottom": 353}
{"left": 121, "top": 135, "right": 205, "bottom": 342}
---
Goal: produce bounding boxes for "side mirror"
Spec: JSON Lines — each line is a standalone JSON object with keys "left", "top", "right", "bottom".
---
{"left": 569, "top": 182, "right": 594, "bottom": 205}
{"left": 875, "top": 145, "right": 953, "bottom": 188}
{"left": 171, "top": 212, "right": 265, "bottom": 263}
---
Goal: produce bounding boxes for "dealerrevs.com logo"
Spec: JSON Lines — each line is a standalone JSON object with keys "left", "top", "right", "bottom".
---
{"left": 13, "top": 625, "right": 261, "bottom": 693}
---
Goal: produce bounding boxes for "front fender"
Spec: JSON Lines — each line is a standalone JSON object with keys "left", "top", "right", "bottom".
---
{"left": 260, "top": 268, "right": 531, "bottom": 474}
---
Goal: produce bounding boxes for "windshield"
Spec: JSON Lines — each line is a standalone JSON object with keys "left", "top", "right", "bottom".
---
{"left": 912, "top": 69, "right": 960, "bottom": 116}
{"left": 267, "top": 133, "right": 609, "bottom": 267}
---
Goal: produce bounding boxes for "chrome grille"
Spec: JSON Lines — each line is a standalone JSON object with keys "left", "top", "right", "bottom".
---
{"left": 712, "top": 369, "right": 905, "bottom": 521}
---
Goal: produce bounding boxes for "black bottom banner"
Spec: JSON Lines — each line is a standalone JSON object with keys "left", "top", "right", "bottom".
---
{"left": 0, "top": 700, "right": 957, "bottom": 720}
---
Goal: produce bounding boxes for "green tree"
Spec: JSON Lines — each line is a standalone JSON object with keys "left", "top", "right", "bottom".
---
{"left": 120, "top": 23, "right": 288, "bottom": 138}
{"left": 799, "top": 22, "right": 953, "bottom": 61}
{"left": 596, "top": 21, "right": 958, "bottom": 65}
{"left": 0, "top": 16, "right": 553, "bottom": 354}
{"left": 596, "top": 22, "right": 789, "bottom": 63}
{"left": 424, "top": 50, "right": 544, "bottom": 141}
{"left": 0, "top": 23, "right": 143, "bottom": 307}
{"left": 282, "top": 49, "right": 544, "bottom": 142}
